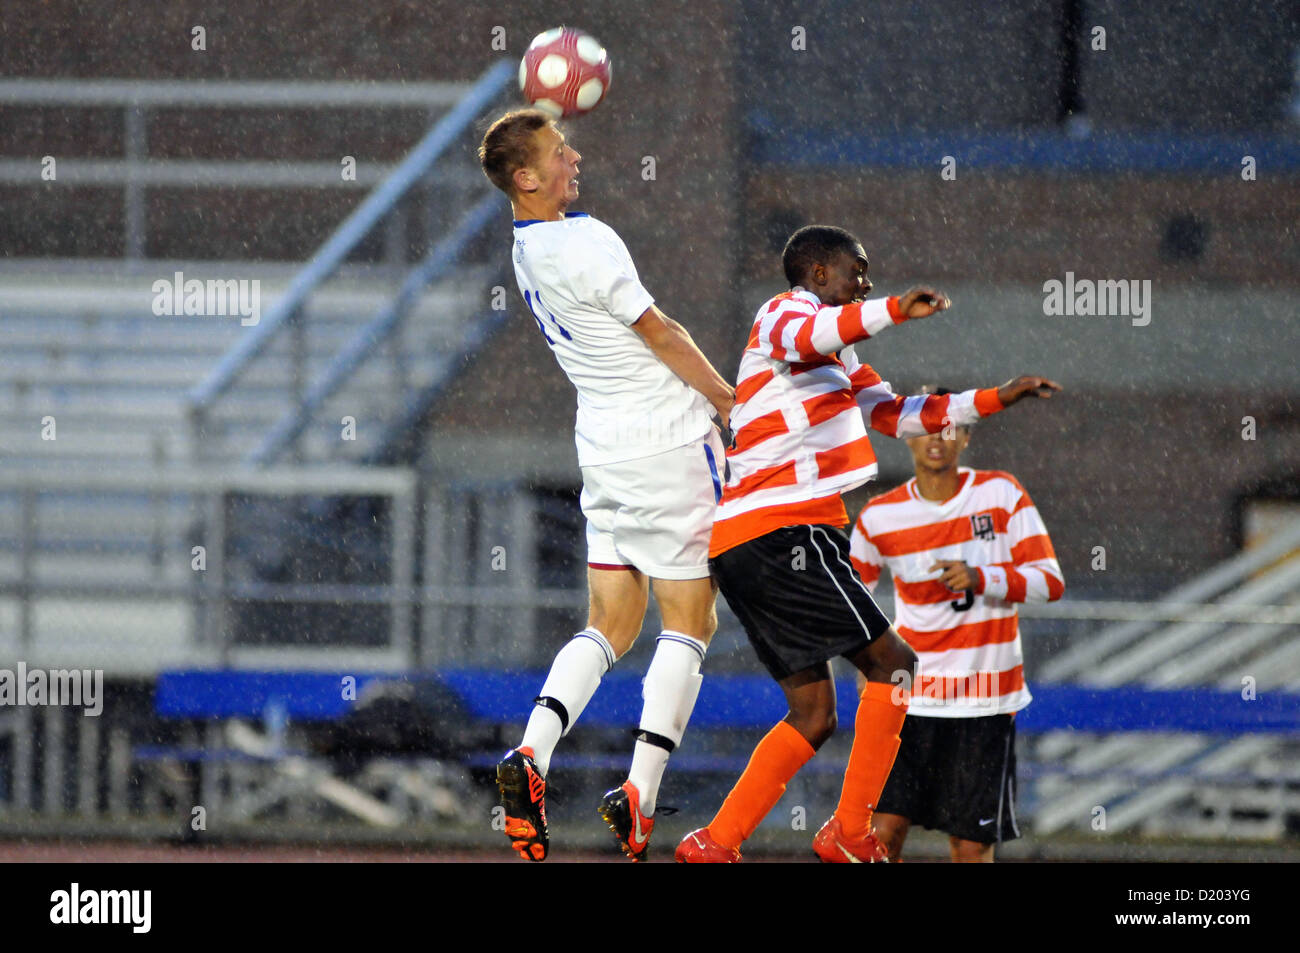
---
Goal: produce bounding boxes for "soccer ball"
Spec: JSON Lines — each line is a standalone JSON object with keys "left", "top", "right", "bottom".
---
{"left": 519, "top": 27, "right": 611, "bottom": 119}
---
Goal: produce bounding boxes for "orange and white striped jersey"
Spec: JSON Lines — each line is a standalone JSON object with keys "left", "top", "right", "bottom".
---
{"left": 709, "top": 288, "right": 1005, "bottom": 557}
{"left": 850, "top": 468, "right": 1065, "bottom": 717}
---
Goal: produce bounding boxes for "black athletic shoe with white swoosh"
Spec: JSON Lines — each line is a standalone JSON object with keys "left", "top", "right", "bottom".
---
{"left": 599, "top": 781, "right": 656, "bottom": 862}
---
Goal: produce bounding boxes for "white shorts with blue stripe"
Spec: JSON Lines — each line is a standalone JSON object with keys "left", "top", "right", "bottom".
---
{"left": 579, "top": 428, "right": 724, "bottom": 581}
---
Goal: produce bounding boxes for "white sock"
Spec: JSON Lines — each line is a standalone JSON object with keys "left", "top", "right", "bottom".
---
{"left": 628, "top": 631, "right": 707, "bottom": 814}
{"left": 521, "top": 627, "right": 615, "bottom": 777}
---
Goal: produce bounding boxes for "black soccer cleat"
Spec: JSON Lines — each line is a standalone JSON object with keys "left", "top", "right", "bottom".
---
{"left": 496, "top": 747, "right": 550, "bottom": 862}
{"left": 598, "top": 781, "right": 655, "bottom": 862}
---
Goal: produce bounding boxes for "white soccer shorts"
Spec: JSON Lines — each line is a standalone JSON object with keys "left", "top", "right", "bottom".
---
{"left": 579, "top": 428, "right": 725, "bottom": 580}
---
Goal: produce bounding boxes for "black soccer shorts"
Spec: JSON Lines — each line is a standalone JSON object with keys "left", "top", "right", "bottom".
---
{"left": 710, "top": 523, "right": 892, "bottom": 681}
{"left": 876, "top": 712, "right": 1020, "bottom": 845}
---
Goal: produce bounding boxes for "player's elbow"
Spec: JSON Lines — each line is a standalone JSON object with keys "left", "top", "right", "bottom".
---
{"left": 630, "top": 305, "right": 663, "bottom": 333}
{"left": 1045, "top": 572, "right": 1066, "bottom": 602}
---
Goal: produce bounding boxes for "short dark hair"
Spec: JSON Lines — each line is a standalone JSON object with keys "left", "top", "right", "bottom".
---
{"left": 478, "top": 109, "right": 554, "bottom": 196}
{"left": 781, "top": 225, "right": 862, "bottom": 287}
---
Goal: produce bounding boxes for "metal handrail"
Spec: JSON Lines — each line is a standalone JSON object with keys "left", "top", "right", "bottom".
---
{"left": 362, "top": 296, "right": 513, "bottom": 467}
{"left": 0, "top": 158, "right": 401, "bottom": 188}
{"left": 248, "top": 192, "right": 505, "bottom": 465}
{"left": 0, "top": 78, "right": 473, "bottom": 107}
{"left": 185, "top": 59, "right": 514, "bottom": 441}
{"left": 1041, "top": 518, "right": 1300, "bottom": 681}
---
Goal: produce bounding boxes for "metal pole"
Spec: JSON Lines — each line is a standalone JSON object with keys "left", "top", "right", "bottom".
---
{"left": 77, "top": 714, "right": 100, "bottom": 816}
{"left": 18, "top": 487, "right": 34, "bottom": 653}
{"left": 204, "top": 490, "right": 229, "bottom": 664}
{"left": 12, "top": 707, "right": 32, "bottom": 813}
{"left": 43, "top": 705, "right": 65, "bottom": 815}
{"left": 391, "top": 479, "right": 417, "bottom": 668}
{"left": 421, "top": 483, "right": 447, "bottom": 668}
{"left": 510, "top": 488, "right": 538, "bottom": 663}
{"left": 107, "top": 725, "right": 130, "bottom": 819}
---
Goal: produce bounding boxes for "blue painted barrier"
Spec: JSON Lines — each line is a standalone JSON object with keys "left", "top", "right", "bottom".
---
{"left": 154, "top": 669, "right": 1300, "bottom": 735}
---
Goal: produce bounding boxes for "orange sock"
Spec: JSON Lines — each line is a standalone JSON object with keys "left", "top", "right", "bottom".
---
{"left": 836, "top": 681, "right": 909, "bottom": 839}
{"left": 707, "top": 720, "right": 815, "bottom": 850}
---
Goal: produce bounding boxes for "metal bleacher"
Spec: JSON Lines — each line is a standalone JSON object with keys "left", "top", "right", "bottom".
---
{"left": 0, "top": 64, "right": 531, "bottom": 826}
{"left": 1027, "top": 520, "right": 1300, "bottom": 839}
{"left": 0, "top": 63, "right": 517, "bottom": 673}
{"left": 0, "top": 277, "right": 487, "bottom": 469}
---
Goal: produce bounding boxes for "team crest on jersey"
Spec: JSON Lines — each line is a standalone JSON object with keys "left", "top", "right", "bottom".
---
{"left": 970, "top": 513, "right": 995, "bottom": 542}
{"left": 514, "top": 238, "right": 525, "bottom": 263}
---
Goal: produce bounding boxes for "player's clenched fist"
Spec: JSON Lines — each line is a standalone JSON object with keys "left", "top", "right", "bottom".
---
{"left": 897, "top": 287, "right": 951, "bottom": 319}
{"left": 929, "top": 559, "right": 978, "bottom": 593}
{"left": 995, "top": 376, "right": 1062, "bottom": 406}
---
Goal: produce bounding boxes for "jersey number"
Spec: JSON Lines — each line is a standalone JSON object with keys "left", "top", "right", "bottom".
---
{"left": 950, "top": 589, "right": 975, "bottom": 612}
{"left": 525, "top": 290, "right": 571, "bottom": 344}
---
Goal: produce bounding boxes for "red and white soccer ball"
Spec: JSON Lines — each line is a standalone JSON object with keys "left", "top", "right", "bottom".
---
{"left": 519, "top": 27, "right": 611, "bottom": 119}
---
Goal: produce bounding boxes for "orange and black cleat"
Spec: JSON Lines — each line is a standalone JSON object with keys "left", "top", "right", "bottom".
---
{"left": 674, "top": 827, "right": 742, "bottom": 864}
{"left": 811, "top": 816, "right": 889, "bottom": 863}
{"left": 598, "top": 781, "right": 655, "bottom": 862}
{"left": 496, "top": 747, "right": 550, "bottom": 862}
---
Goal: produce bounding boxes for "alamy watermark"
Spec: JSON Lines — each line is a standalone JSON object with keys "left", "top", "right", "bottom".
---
{"left": 152, "top": 270, "right": 261, "bottom": 326}
{"left": 50, "top": 883, "right": 150, "bottom": 933}
{"left": 890, "top": 664, "right": 1002, "bottom": 710}
{"left": 1042, "top": 272, "right": 1151, "bottom": 327}
{"left": 0, "top": 663, "right": 103, "bottom": 716}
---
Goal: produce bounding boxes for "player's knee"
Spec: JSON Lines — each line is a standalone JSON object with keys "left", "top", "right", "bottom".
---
{"left": 879, "top": 632, "right": 917, "bottom": 682}
{"left": 807, "top": 710, "right": 838, "bottom": 748}
{"left": 894, "top": 639, "right": 918, "bottom": 680}
{"left": 821, "top": 708, "right": 838, "bottom": 741}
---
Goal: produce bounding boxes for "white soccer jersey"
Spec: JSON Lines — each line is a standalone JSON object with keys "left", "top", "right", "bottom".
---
{"left": 510, "top": 212, "right": 712, "bottom": 467}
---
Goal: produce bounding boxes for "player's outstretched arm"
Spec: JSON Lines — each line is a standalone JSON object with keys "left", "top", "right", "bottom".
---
{"left": 755, "top": 286, "right": 950, "bottom": 365}
{"left": 858, "top": 375, "right": 1062, "bottom": 439}
{"left": 631, "top": 305, "right": 736, "bottom": 428}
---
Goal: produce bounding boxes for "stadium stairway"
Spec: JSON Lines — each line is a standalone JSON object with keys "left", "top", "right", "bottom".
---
{"left": 1029, "top": 519, "right": 1300, "bottom": 839}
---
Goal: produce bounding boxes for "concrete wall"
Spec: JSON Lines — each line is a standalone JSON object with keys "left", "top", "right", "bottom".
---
{"left": 743, "top": 170, "right": 1300, "bottom": 288}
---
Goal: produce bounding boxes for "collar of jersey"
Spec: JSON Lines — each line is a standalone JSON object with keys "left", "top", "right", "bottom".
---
{"left": 513, "top": 211, "right": 590, "bottom": 228}
{"left": 909, "top": 467, "right": 974, "bottom": 506}
{"left": 790, "top": 286, "right": 822, "bottom": 305}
